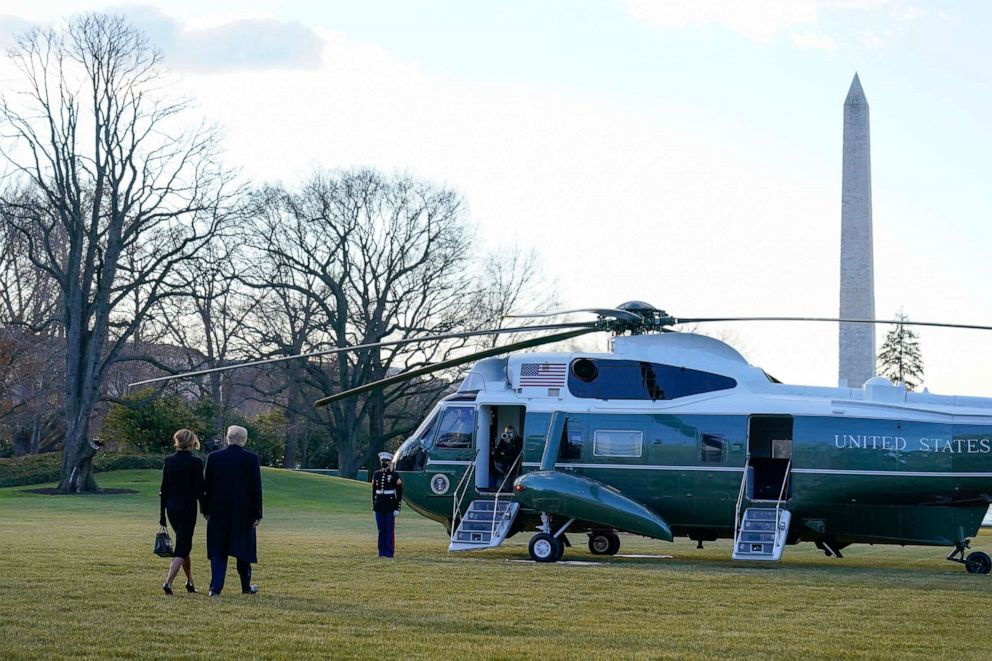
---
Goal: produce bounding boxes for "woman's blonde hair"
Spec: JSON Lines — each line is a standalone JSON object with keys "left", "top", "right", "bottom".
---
{"left": 173, "top": 429, "right": 200, "bottom": 451}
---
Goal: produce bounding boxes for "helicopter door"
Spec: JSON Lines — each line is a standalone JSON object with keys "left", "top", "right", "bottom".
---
{"left": 476, "top": 405, "right": 526, "bottom": 492}
{"left": 746, "top": 416, "right": 793, "bottom": 501}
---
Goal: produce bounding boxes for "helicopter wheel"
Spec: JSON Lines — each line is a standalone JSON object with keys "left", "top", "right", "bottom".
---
{"left": 588, "top": 531, "right": 621, "bottom": 556}
{"left": 529, "top": 533, "right": 561, "bottom": 563}
{"left": 965, "top": 551, "right": 992, "bottom": 575}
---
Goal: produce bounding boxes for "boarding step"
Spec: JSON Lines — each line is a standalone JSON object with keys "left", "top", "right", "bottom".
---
{"left": 449, "top": 499, "right": 520, "bottom": 552}
{"left": 732, "top": 507, "right": 791, "bottom": 561}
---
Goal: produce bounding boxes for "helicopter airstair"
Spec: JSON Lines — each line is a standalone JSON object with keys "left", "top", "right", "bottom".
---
{"left": 733, "top": 507, "right": 791, "bottom": 561}
{"left": 732, "top": 455, "right": 792, "bottom": 561}
{"left": 449, "top": 499, "right": 520, "bottom": 551}
{"left": 447, "top": 455, "right": 522, "bottom": 552}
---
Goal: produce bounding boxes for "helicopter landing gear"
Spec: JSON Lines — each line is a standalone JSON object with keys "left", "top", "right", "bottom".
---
{"left": 946, "top": 540, "right": 991, "bottom": 575}
{"left": 529, "top": 533, "right": 561, "bottom": 562}
{"left": 529, "top": 514, "right": 575, "bottom": 563}
{"left": 588, "top": 530, "right": 621, "bottom": 555}
{"left": 815, "top": 538, "right": 845, "bottom": 558}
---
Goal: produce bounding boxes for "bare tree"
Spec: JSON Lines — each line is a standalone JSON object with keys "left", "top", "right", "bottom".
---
{"left": 239, "top": 187, "right": 329, "bottom": 469}
{"left": 157, "top": 237, "right": 260, "bottom": 439}
{"left": 0, "top": 188, "right": 65, "bottom": 454}
{"left": 242, "top": 171, "right": 478, "bottom": 476}
{"left": 472, "top": 243, "right": 562, "bottom": 349}
{"left": 0, "top": 15, "right": 232, "bottom": 491}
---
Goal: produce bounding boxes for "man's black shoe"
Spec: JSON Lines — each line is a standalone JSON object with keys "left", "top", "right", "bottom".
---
{"left": 242, "top": 584, "right": 259, "bottom": 594}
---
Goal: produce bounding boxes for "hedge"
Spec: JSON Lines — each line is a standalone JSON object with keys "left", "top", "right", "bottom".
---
{"left": 0, "top": 452, "right": 166, "bottom": 488}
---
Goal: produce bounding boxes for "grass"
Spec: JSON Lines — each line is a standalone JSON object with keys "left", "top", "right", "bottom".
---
{"left": 1, "top": 469, "right": 991, "bottom": 660}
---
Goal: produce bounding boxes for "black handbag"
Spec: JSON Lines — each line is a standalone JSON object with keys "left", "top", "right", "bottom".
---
{"left": 154, "top": 526, "right": 174, "bottom": 557}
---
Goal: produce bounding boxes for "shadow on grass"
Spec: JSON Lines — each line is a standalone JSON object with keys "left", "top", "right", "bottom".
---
{"left": 23, "top": 487, "right": 138, "bottom": 495}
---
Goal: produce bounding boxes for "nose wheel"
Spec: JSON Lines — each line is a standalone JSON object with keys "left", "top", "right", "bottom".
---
{"left": 947, "top": 540, "right": 991, "bottom": 574}
{"left": 528, "top": 516, "right": 574, "bottom": 562}
{"left": 529, "top": 533, "right": 562, "bottom": 562}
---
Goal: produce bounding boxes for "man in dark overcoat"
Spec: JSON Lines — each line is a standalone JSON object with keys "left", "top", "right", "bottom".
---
{"left": 203, "top": 425, "right": 263, "bottom": 596}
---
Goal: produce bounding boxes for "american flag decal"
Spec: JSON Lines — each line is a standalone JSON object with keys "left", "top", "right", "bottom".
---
{"left": 519, "top": 363, "right": 567, "bottom": 387}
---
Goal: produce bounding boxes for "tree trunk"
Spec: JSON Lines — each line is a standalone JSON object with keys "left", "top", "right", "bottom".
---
{"left": 283, "top": 366, "right": 304, "bottom": 469}
{"left": 58, "top": 340, "right": 100, "bottom": 492}
{"left": 336, "top": 426, "right": 361, "bottom": 479}
{"left": 58, "top": 416, "right": 98, "bottom": 492}
{"left": 284, "top": 406, "right": 300, "bottom": 470}
{"left": 29, "top": 412, "right": 41, "bottom": 455}
{"left": 368, "top": 387, "right": 385, "bottom": 464}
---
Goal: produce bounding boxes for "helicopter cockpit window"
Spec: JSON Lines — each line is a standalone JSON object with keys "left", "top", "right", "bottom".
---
{"left": 416, "top": 411, "right": 440, "bottom": 443}
{"left": 434, "top": 407, "right": 475, "bottom": 449}
{"left": 593, "top": 430, "right": 643, "bottom": 458}
{"left": 568, "top": 359, "right": 736, "bottom": 401}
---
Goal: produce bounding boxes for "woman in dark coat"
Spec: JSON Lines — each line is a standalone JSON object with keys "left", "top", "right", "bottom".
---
{"left": 159, "top": 429, "right": 206, "bottom": 594}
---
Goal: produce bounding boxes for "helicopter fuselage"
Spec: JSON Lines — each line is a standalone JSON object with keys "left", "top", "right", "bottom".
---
{"left": 392, "top": 333, "right": 992, "bottom": 552}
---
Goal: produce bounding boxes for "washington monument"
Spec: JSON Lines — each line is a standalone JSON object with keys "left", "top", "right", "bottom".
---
{"left": 839, "top": 73, "right": 876, "bottom": 387}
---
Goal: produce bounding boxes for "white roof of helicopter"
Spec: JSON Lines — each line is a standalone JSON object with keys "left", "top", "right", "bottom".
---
{"left": 457, "top": 332, "right": 992, "bottom": 422}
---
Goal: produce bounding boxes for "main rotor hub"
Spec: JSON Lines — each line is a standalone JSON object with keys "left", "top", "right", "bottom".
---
{"left": 608, "top": 301, "right": 674, "bottom": 334}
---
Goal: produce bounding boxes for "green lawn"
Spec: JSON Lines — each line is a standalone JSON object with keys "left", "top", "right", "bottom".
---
{"left": 1, "top": 469, "right": 990, "bottom": 659}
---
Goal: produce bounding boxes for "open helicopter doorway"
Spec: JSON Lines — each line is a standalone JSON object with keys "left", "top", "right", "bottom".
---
{"left": 746, "top": 415, "right": 793, "bottom": 501}
{"left": 475, "top": 405, "right": 526, "bottom": 493}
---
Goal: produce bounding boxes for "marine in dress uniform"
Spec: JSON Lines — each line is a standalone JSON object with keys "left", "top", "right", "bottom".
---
{"left": 372, "top": 452, "right": 403, "bottom": 557}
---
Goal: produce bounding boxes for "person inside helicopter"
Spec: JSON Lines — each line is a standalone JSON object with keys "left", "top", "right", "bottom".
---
{"left": 491, "top": 425, "right": 523, "bottom": 488}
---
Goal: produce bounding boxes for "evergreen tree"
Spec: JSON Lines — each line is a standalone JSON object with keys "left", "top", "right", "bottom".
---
{"left": 877, "top": 312, "right": 924, "bottom": 390}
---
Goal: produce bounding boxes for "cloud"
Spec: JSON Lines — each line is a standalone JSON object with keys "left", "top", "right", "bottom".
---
{"left": 117, "top": 5, "right": 323, "bottom": 72}
{"left": 0, "top": 7, "right": 321, "bottom": 72}
{"left": 0, "top": 15, "right": 35, "bottom": 51}
{"left": 625, "top": 0, "right": 886, "bottom": 42}
{"left": 791, "top": 33, "right": 838, "bottom": 50}
{"left": 890, "top": 6, "right": 929, "bottom": 21}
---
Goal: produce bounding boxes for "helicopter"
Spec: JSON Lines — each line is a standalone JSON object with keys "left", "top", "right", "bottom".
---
{"left": 134, "top": 301, "right": 992, "bottom": 572}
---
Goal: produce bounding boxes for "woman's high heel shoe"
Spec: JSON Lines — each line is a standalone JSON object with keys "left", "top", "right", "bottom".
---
{"left": 163, "top": 583, "right": 173, "bottom": 595}
{"left": 185, "top": 582, "right": 197, "bottom": 593}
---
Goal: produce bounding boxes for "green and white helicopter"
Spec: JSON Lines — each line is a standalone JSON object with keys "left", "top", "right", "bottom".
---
{"left": 141, "top": 302, "right": 992, "bottom": 572}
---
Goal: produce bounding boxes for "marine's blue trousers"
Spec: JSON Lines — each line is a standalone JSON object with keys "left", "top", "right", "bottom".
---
{"left": 375, "top": 511, "right": 395, "bottom": 557}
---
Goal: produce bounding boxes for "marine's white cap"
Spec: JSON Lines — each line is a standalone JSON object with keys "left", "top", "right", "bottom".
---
{"left": 378, "top": 452, "right": 393, "bottom": 461}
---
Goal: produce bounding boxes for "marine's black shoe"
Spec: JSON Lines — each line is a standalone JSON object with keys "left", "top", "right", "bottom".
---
{"left": 242, "top": 584, "right": 259, "bottom": 594}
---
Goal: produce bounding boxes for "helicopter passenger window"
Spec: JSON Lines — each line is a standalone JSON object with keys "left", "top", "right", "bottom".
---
{"left": 434, "top": 407, "right": 475, "bottom": 449}
{"left": 568, "top": 359, "right": 736, "bottom": 400}
{"left": 700, "top": 434, "right": 726, "bottom": 463}
{"left": 593, "top": 430, "right": 643, "bottom": 458}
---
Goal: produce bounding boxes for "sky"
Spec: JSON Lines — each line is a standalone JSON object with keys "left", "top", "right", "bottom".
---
{"left": 2, "top": 1, "right": 992, "bottom": 394}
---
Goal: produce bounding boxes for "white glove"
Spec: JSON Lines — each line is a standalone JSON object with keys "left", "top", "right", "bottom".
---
{"left": 394, "top": 510, "right": 400, "bottom": 517}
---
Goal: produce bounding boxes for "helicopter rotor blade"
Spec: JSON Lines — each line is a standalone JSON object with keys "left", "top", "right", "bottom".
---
{"left": 506, "top": 307, "right": 643, "bottom": 323}
{"left": 313, "top": 326, "right": 598, "bottom": 408}
{"left": 128, "top": 321, "right": 598, "bottom": 388}
{"left": 673, "top": 316, "right": 992, "bottom": 332}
